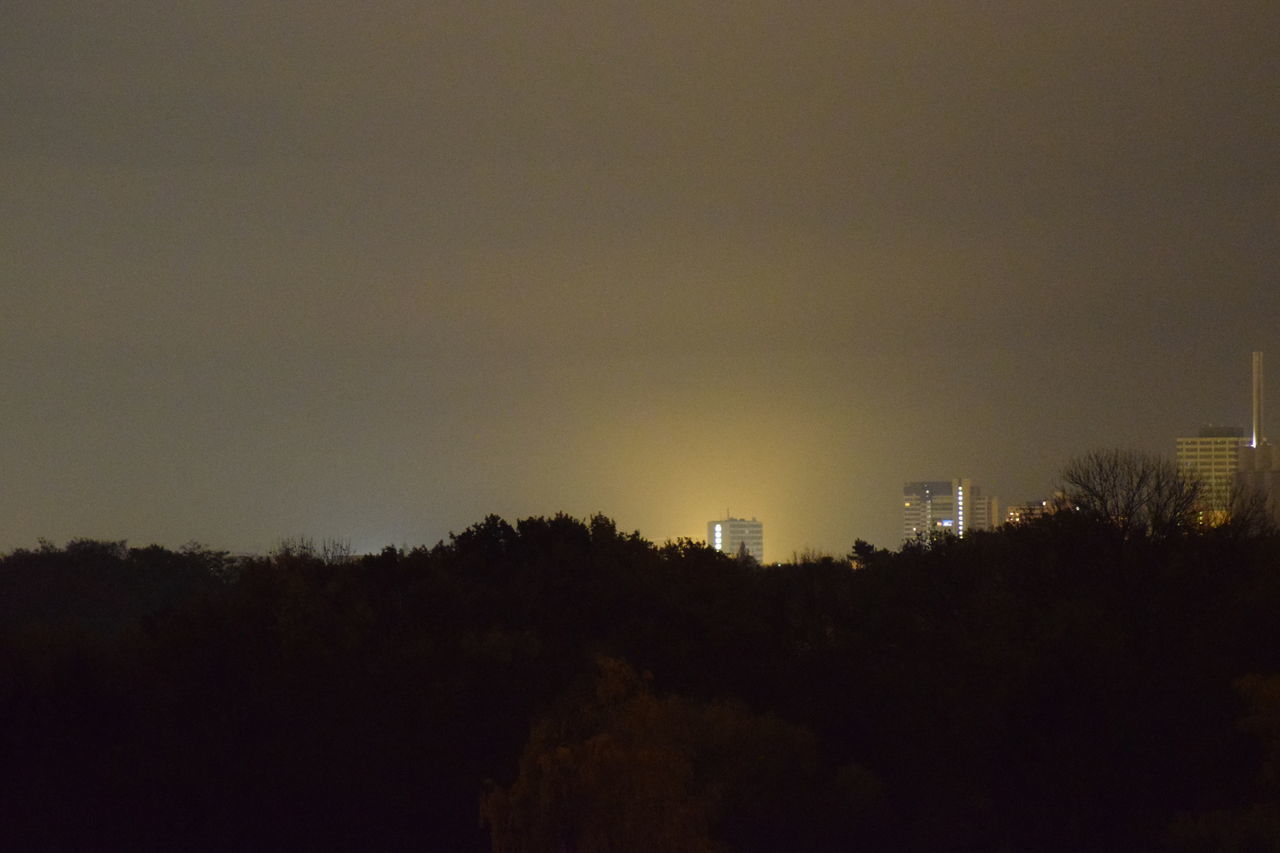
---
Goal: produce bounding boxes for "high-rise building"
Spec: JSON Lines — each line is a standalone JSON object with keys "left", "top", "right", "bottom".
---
{"left": 903, "top": 481, "right": 953, "bottom": 541}
{"left": 902, "top": 479, "right": 998, "bottom": 543}
{"left": 1174, "top": 353, "right": 1277, "bottom": 526}
{"left": 707, "top": 517, "right": 764, "bottom": 563}
{"left": 1176, "top": 425, "right": 1248, "bottom": 523}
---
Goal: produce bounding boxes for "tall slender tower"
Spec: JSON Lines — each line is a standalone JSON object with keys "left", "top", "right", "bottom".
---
{"left": 1237, "top": 351, "right": 1280, "bottom": 526}
{"left": 1253, "top": 351, "right": 1265, "bottom": 448}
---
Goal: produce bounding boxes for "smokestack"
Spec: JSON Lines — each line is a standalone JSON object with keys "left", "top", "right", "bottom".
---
{"left": 1253, "top": 351, "right": 1264, "bottom": 448}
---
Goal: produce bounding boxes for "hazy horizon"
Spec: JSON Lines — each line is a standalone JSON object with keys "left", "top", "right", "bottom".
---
{"left": 5, "top": 2, "right": 1278, "bottom": 559}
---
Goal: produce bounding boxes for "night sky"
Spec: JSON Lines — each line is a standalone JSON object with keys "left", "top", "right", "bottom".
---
{"left": 4, "top": 2, "right": 1278, "bottom": 557}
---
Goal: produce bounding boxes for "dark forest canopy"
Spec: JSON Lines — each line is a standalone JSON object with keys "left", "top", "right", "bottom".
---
{"left": 4, "top": 509, "right": 1280, "bottom": 851}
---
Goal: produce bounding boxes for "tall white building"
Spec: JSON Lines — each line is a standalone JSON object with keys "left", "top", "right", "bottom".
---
{"left": 902, "top": 479, "right": 998, "bottom": 543}
{"left": 707, "top": 517, "right": 764, "bottom": 563}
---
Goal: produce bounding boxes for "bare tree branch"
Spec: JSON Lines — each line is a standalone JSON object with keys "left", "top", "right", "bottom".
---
{"left": 1060, "top": 448, "right": 1202, "bottom": 540}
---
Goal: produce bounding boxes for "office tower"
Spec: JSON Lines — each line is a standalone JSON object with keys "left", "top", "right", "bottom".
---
{"left": 707, "top": 517, "right": 764, "bottom": 563}
{"left": 1176, "top": 425, "right": 1248, "bottom": 523}
{"left": 902, "top": 479, "right": 998, "bottom": 542}
{"left": 1175, "top": 352, "right": 1280, "bottom": 526}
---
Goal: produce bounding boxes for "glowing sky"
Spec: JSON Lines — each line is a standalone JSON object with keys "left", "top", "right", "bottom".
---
{"left": 4, "top": 2, "right": 1278, "bottom": 557}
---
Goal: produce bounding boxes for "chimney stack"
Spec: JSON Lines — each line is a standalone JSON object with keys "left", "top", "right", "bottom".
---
{"left": 1252, "top": 351, "right": 1264, "bottom": 448}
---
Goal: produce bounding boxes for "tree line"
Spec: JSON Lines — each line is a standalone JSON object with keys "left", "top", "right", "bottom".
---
{"left": 4, "top": 452, "right": 1280, "bottom": 850}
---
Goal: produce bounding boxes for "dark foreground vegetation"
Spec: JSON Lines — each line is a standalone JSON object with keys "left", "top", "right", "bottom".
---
{"left": 5, "top": 510, "right": 1280, "bottom": 850}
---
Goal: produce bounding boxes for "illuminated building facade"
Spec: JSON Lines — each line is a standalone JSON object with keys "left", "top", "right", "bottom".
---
{"left": 902, "top": 479, "right": 998, "bottom": 543}
{"left": 707, "top": 517, "right": 764, "bottom": 563}
{"left": 1176, "top": 354, "right": 1274, "bottom": 525}
{"left": 1176, "top": 426, "right": 1248, "bottom": 523}
{"left": 1004, "top": 498, "right": 1055, "bottom": 525}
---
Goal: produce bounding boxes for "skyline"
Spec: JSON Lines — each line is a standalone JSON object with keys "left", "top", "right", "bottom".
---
{"left": 4, "top": 2, "right": 1278, "bottom": 556}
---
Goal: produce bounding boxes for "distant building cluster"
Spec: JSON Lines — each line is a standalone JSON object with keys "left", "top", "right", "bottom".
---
{"left": 903, "top": 354, "right": 1280, "bottom": 543}
{"left": 1004, "top": 498, "right": 1056, "bottom": 526}
{"left": 713, "top": 353, "right": 1279, "bottom": 556}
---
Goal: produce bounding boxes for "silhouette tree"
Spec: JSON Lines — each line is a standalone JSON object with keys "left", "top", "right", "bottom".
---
{"left": 1167, "top": 674, "right": 1280, "bottom": 850}
{"left": 482, "top": 657, "right": 880, "bottom": 853}
{"left": 1059, "top": 448, "right": 1201, "bottom": 540}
